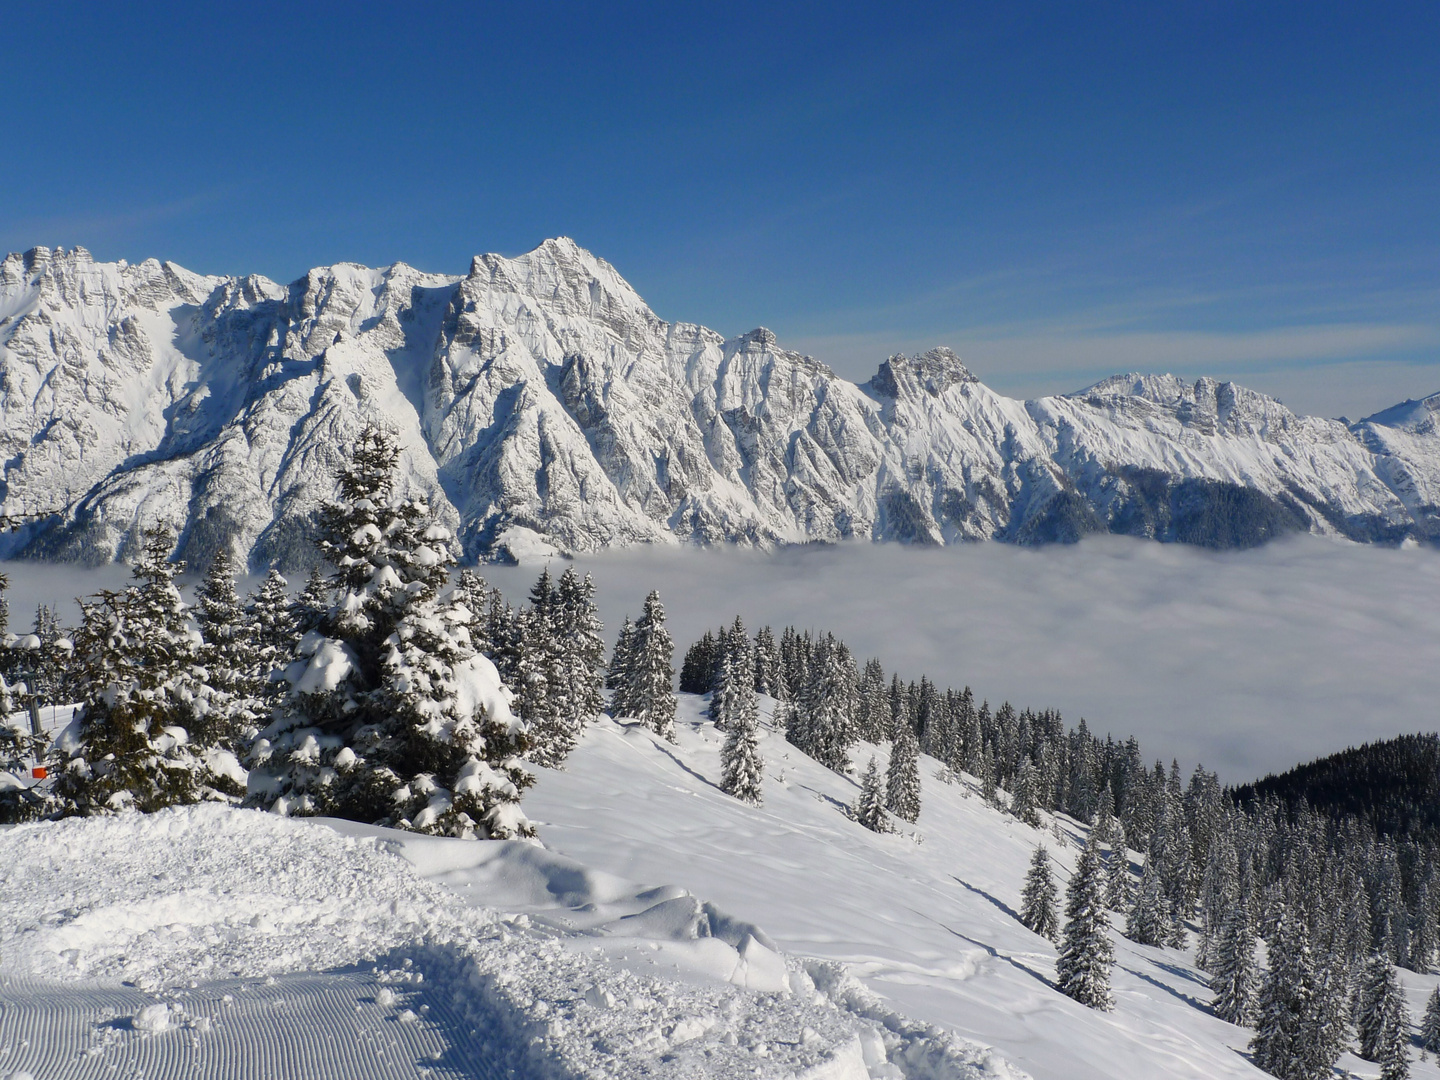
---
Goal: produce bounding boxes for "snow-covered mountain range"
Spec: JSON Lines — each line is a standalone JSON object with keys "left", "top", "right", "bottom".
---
{"left": 2, "top": 239, "right": 1437, "bottom": 568}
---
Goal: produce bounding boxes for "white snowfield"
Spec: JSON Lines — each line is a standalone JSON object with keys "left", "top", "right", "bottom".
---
{"left": 5, "top": 696, "right": 1439, "bottom": 1079}
{"left": 1, "top": 241, "right": 1437, "bottom": 569}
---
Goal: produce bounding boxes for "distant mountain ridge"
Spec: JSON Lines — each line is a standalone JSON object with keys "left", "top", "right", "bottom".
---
{"left": 1, "top": 238, "right": 1437, "bottom": 568}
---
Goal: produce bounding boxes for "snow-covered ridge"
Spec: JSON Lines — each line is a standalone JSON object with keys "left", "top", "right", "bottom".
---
{"left": 2, "top": 240, "right": 1437, "bottom": 567}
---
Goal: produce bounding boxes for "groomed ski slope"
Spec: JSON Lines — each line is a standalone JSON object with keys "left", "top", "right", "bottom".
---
{"left": 5, "top": 695, "right": 1440, "bottom": 1079}
{"left": 524, "top": 695, "right": 1440, "bottom": 1080}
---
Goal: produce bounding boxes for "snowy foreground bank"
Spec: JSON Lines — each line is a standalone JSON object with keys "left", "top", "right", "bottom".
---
{"left": 5, "top": 695, "right": 1437, "bottom": 1079}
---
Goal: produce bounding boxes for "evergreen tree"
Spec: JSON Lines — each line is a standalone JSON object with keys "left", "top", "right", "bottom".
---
{"left": 1056, "top": 837, "right": 1115, "bottom": 1010}
{"left": 614, "top": 591, "right": 676, "bottom": 740}
{"left": 1211, "top": 895, "right": 1257, "bottom": 1025}
{"left": 885, "top": 705, "right": 921, "bottom": 823}
{"left": 854, "top": 756, "right": 888, "bottom": 833}
{"left": 1010, "top": 758, "right": 1041, "bottom": 827}
{"left": 1358, "top": 952, "right": 1394, "bottom": 1060}
{"left": 1374, "top": 966, "right": 1413, "bottom": 1079}
{"left": 607, "top": 616, "right": 634, "bottom": 692}
{"left": 719, "top": 636, "right": 763, "bottom": 805}
{"left": 752, "top": 626, "right": 779, "bottom": 697}
{"left": 247, "top": 569, "right": 296, "bottom": 683}
{"left": 795, "top": 633, "right": 855, "bottom": 772}
{"left": 1020, "top": 845, "right": 1060, "bottom": 941}
{"left": 292, "top": 566, "right": 330, "bottom": 635}
{"left": 55, "top": 527, "right": 233, "bottom": 814}
{"left": 679, "top": 631, "right": 716, "bottom": 694}
{"left": 1421, "top": 985, "right": 1440, "bottom": 1055}
{"left": 246, "top": 425, "right": 533, "bottom": 838}
{"left": 1250, "top": 903, "right": 1326, "bottom": 1080}
{"left": 1126, "top": 855, "right": 1171, "bottom": 947}
{"left": 193, "top": 547, "right": 266, "bottom": 753}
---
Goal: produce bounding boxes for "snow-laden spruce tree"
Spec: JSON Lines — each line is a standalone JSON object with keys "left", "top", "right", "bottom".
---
{"left": 1020, "top": 845, "right": 1060, "bottom": 941}
{"left": 719, "top": 635, "right": 763, "bottom": 805}
{"left": 853, "top": 756, "right": 888, "bottom": 833}
{"left": 246, "top": 425, "right": 533, "bottom": 838}
{"left": 1126, "top": 855, "right": 1171, "bottom": 947}
{"left": 796, "top": 633, "right": 855, "bottom": 773}
{"left": 1211, "top": 894, "right": 1257, "bottom": 1025}
{"left": 613, "top": 591, "right": 675, "bottom": 740}
{"left": 885, "top": 707, "right": 921, "bottom": 823}
{"left": 752, "top": 625, "right": 780, "bottom": 697}
{"left": 1009, "top": 757, "right": 1041, "bottom": 827}
{"left": 708, "top": 617, "right": 746, "bottom": 730}
{"left": 1358, "top": 952, "right": 1394, "bottom": 1059}
{"left": 247, "top": 568, "right": 296, "bottom": 682}
{"left": 514, "top": 571, "right": 570, "bottom": 767}
{"left": 607, "top": 616, "right": 634, "bottom": 692}
{"left": 1421, "top": 985, "right": 1440, "bottom": 1055}
{"left": 1372, "top": 965, "right": 1413, "bottom": 1080}
{"left": 1056, "top": 837, "right": 1114, "bottom": 1009}
{"left": 193, "top": 547, "right": 267, "bottom": 754}
{"left": 1250, "top": 901, "right": 1327, "bottom": 1080}
{"left": 1359, "top": 954, "right": 1411, "bottom": 1069}
{"left": 557, "top": 567, "right": 606, "bottom": 726}
{"left": 56, "top": 526, "right": 237, "bottom": 814}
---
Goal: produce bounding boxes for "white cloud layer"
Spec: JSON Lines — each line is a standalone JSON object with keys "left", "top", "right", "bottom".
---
{"left": 8, "top": 534, "right": 1439, "bottom": 786}
{"left": 485, "top": 535, "right": 1440, "bottom": 784}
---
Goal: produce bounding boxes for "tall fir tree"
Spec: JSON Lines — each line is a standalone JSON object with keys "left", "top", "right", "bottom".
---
{"left": 1056, "top": 837, "right": 1115, "bottom": 1010}
{"left": 853, "top": 756, "right": 888, "bottom": 833}
{"left": 1250, "top": 902, "right": 1328, "bottom": 1080}
{"left": 719, "top": 635, "right": 763, "bottom": 805}
{"left": 193, "top": 547, "right": 266, "bottom": 754}
{"left": 607, "top": 616, "right": 634, "bottom": 692}
{"left": 1421, "top": 985, "right": 1440, "bottom": 1055}
{"left": 246, "top": 425, "right": 533, "bottom": 838}
{"left": 1126, "top": 854, "right": 1172, "bottom": 947}
{"left": 614, "top": 591, "right": 676, "bottom": 740}
{"left": 56, "top": 527, "right": 233, "bottom": 814}
{"left": 1020, "top": 845, "right": 1060, "bottom": 941}
{"left": 885, "top": 705, "right": 921, "bottom": 823}
{"left": 1211, "top": 894, "right": 1257, "bottom": 1025}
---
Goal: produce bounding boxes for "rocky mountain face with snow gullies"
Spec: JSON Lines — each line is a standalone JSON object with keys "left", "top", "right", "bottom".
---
{"left": 1, "top": 238, "right": 1437, "bottom": 568}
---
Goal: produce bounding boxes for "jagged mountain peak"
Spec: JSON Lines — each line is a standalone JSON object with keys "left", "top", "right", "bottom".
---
{"left": 0, "top": 241, "right": 1437, "bottom": 566}
{"left": 1360, "top": 391, "right": 1440, "bottom": 434}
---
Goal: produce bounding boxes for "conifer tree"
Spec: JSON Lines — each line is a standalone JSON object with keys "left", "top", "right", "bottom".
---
{"left": 615, "top": 591, "right": 675, "bottom": 740}
{"left": 56, "top": 527, "right": 233, "bottom": 814}
{"left": 560, "top": 568, "right": 606, "bottom": 725}
{"left": 1020, "top": 845, "right": 1060, "bottom": 941}
{"left": 1127, "top": 854, "right": 1171, "bottom": 946}
{"left": 1358, "top": 952, "right": 1394, "bottom": 1060}
{"left": 1211, "top": 895, "right": 1257, "bottom": 1025}
{"left": 607, "top": 616, "right": 634, "bottom": 692}
{"left": 796, "top": 633, "right": 855, "bottom": 773}
{"left": 854, "top": 756, "right": 888, "bottom": 833}
{"left": 1250, "top": 903, "right": 1324, "bottom": 1080}
{"left": 1056, "top": 837, "right": 1114, "bottom": 1010}
{"left": 1421, "top": 985, "right": 1440, "bottom": 1055}
{"left": 246, "top": 425, "right": 533, "bottom": 838}
{"left": 247, "top": 569, "right": 296, "bottom": 684}
{"left": 751, "top": 625, "right": 779, "bottom": 697}
{"left": 292, "top": 566, "right": 330, "bottom": 635}
{"left": 885, "top": 706, "right": 921, "bottom": 823}
{"left": 1010, "top": 758, "right": 1041, "bottom": 827}
{"left": 193, "top": 547, "right": 266, "bottom": 753}
{"left": 679, "top": 631, "right": 715, "bottom": 694}
{"left": 719, "top": 636, "right": 763, "bottom": 805}
{"left": 1373, "top": 966, "right": 1412, "bottom": 1079}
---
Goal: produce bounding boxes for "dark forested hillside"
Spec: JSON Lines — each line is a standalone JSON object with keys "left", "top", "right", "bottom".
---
{"left": 1230, "top": 733, "right": 1440, "bottom": 841}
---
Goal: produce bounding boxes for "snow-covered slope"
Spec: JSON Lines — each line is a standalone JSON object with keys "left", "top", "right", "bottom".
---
{"left": 2, "top": 241, "right": 1436, "bottom": 567}
{"left": 524, "top": 695, "right": 1440, "bottom": 1080}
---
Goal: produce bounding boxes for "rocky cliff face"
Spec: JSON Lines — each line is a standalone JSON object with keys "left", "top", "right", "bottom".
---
{"left": 0, "top": 239, "right": 1434, "bottom": 568}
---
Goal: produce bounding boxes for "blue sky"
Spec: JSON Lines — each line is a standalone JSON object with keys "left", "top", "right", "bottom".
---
{"left": 2, "top": 2, "right": 1436, "bottom": 417}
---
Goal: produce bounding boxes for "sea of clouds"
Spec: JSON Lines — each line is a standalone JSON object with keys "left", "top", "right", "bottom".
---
{"left": 7, "top": 533, "right": 1438, "bottom": 784}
